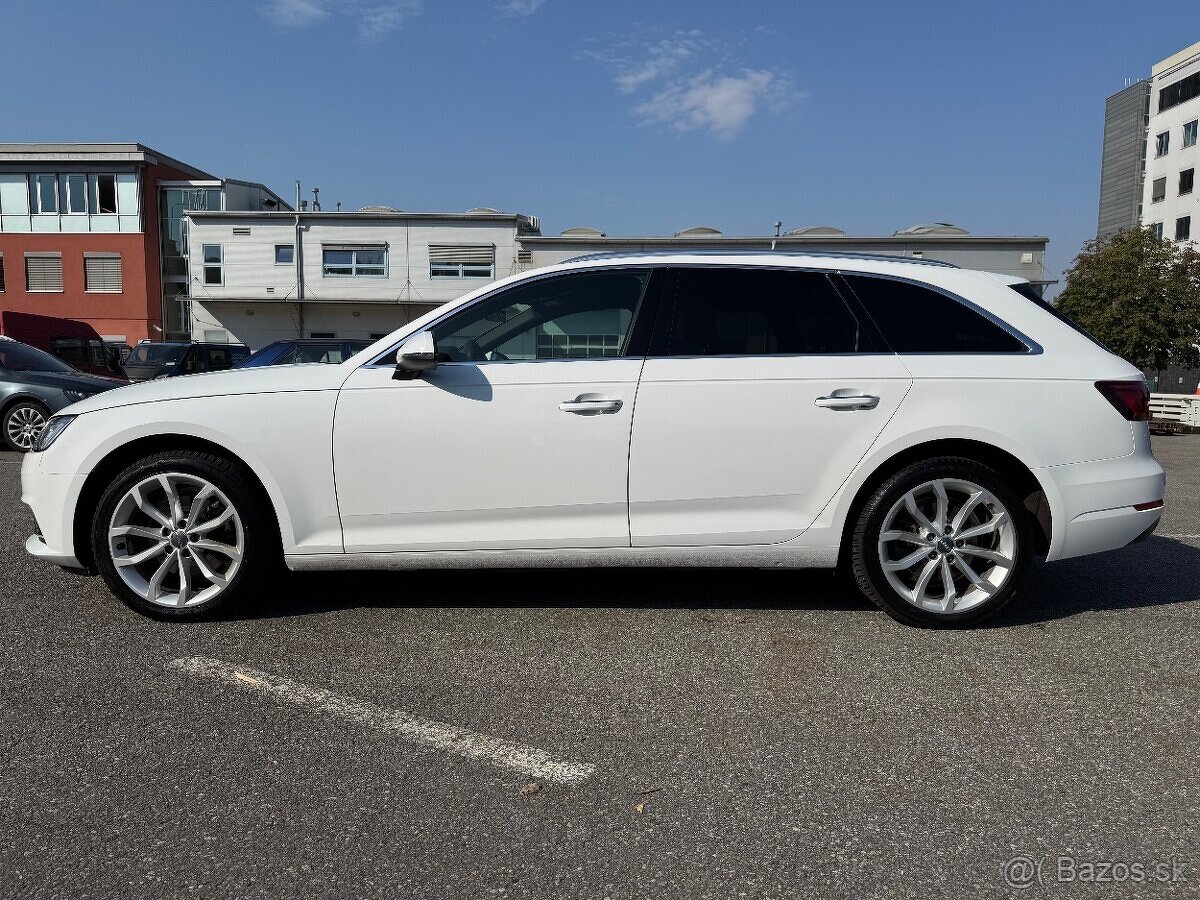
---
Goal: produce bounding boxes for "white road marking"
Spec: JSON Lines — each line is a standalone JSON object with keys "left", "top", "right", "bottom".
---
{"left": 167, "top": 656, "right": 595, "bottom": 785}
{"left": 1156, "top": 534, "right": 1200, "bottom": 540}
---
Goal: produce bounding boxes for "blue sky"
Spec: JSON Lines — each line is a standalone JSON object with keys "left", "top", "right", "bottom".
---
{"left": 4, "top": 1, "right": 1198, "bottom": 289}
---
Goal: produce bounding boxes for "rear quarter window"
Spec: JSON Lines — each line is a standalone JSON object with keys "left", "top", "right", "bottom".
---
{"left": 841, "top": 274, "right": 1028, "bottom": 353}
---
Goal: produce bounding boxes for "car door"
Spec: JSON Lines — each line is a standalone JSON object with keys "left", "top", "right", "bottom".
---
{"left": 334, "top": 267, "right": 659, "bottom": 552}
{"left": 628, "top": 266, "right": 913, "bottom": 546}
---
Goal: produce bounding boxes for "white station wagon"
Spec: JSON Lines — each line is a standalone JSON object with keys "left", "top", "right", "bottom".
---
{"left": 22, "top": 252, "right": 1165, "bottom": 627}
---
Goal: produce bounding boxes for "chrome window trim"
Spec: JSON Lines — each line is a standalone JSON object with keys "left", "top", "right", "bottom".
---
{"left": 362, "top": 261, "right": 1042, "bottom": 368}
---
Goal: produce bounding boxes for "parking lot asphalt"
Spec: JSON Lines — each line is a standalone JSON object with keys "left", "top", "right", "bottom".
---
{"left": 1, "top": 438, "right": 1198, "bottom": 900}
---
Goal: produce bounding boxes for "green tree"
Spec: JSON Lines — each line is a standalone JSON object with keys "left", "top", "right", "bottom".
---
{"left": 1056, "top": 227, "right": 1200, "bottom": 370}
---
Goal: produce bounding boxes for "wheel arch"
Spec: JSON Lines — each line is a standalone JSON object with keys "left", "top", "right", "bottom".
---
{"left": 836, "top": 437, "right": 1052, "bottom": 568}
{"left": 72, "top": 434, "right": 285, "bottom": 573}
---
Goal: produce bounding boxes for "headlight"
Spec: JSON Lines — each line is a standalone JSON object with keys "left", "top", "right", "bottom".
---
{"left": 62, "top": 389, "right": 88, "bottom": 403}
{"left": 34, "top": 415, "right": 76, "bottom": 452}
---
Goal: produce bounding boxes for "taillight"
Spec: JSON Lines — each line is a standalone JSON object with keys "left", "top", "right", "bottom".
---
{"left": 1095, "top": 380, "right": 1150, "bottom": 421}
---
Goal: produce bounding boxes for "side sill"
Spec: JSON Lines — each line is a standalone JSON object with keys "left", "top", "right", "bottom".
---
{"left": 285, "top": 545, "right": 840, "bottom": 572}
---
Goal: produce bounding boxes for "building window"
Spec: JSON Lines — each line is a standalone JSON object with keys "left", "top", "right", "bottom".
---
{"left": 1177, "top": 216, "right": 1192, "bottom": 242}
{"left": 92, "top": 174, "right": 118, "bottom": 215}
{"left": 322, "top": 246, "right": 387, "bottom": 277}
{"left": 1152, "top": 177, "right": 1167, "bottom": 202}
{"left": 0, "top": 256, "right": 5, "bottom": 292}
{"left": 84, "top": 255, "right": 123, "bottom": 292}
{"left": 1155, "top": 131, "right": 1170, "bottom": 157}
{"left": 25, "top": 255, "right": 64, "bottom": 292}
{"left": 1150, "top": 222, "right": 1164, "bottom": 240}
{"left": 65, "top": 174, "right": 88, "bottom": 214}
{"left": 274, "top": 244, "right": 294, "bottom": 265}
{"left": 369, "top": 332, "right": 388, "bottom": 340}
{"left": 32, "top": 175, "right": 59, "bottom": 214}
{"left": 1160, "top": 71, "right": 1200, "bottom": 112}
{"left": 429, "top": 243, "right": 496, "bottom": 278}
{"left": 1186, "top": 120, "right": 1199, "bottom": 149}
{"left": 202, "top": 244, "right": 223, "bottom": 285}
{"left": 1181, "top": 168, "right": 1195, "bottom": 196}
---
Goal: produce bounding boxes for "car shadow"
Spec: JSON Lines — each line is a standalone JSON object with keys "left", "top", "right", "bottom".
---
{"left": 227, "top": 535, "right": 1200, "bottom": 626}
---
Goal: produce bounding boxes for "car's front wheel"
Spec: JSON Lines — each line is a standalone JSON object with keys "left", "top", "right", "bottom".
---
{"left": 3, "top": 400, "right": 50, "bottom": 452}
{"left": 92, "top": 450, "right": 277, "bottom": 619}
{"left": 849, "top": 457, "right": 1032, "bottom": 628}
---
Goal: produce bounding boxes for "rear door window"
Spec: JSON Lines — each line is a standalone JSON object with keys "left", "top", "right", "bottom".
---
{"left": 665, "top": 267, "right": 876, "bottom": 356}
{"left": 840, "top": 274, "right": 1028, "bottom": 353}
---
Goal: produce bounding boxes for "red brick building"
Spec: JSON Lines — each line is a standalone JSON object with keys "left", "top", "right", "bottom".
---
{"left": 0, "top": 144, "right": 285, "bottom": 345}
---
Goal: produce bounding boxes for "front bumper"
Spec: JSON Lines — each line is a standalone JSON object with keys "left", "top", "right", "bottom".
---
{"left": 21, "top": 451, "right": 85, "bottom": 570}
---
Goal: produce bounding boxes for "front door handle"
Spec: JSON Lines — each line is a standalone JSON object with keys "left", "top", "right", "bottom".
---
{"left": 559, "top": 398, "right": 623, "bottom": 415}
{"left": 814, "top": 393, "right": 880, "bottom": 410}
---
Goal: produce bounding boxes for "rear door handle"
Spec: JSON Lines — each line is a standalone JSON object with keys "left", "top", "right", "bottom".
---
{"left": 559, "top": 398, "right": 623, "bottom": 415}
{"left": 814, "top": 394, "right": 880, "bottom": 410}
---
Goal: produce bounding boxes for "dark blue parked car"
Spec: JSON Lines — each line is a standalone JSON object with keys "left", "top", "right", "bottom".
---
{"left": 236, "top": 339, "right": 373, "bottom": 368}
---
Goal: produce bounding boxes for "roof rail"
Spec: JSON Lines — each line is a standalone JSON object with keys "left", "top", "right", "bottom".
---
{"left": 558, "top": 249, "right": 959, "bottom": 267}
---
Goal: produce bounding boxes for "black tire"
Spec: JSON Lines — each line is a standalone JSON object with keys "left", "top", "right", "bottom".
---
{"left": 848, "top": 456, "right": 1032, "bottom": 628}
{"left": 2, "top": 400, "right": 51, "bottom": 453}
{"left": 91, "top": 450, "right": 280, "bottom": 620}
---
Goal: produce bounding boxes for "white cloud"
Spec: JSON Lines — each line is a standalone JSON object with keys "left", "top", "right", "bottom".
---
{"left": 588, "top": 29, "right": 801, "bottom": 140}
{"left": 264, "top": 0, "right": 329, "bottom": 27}
{"left": 614, "top": 31, "right": 707, "bottom": 94}
{"left": 497, "top": 0, "right": 545, "bottom": 16}
{"left": 635, "top": 69, "right": 794, "bottom": 140}
{"left": 260, "top": 0, "right": 421, "bottom": 41}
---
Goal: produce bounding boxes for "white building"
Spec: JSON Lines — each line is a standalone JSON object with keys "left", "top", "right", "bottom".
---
{"left": 1141, "top": 41, "right": 1200, "bottom": 245}
{"left": 187, "top": 212, "right": 1048, "bottom": 350}
{"left": 185, "top": 207, "right": 539, "bottom": 347}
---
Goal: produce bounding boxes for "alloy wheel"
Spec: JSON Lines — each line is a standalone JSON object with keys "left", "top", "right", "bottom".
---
{"left": 107, "top": 472, "right": 244, "bottom": 608}
{"left": 6, "top": 406, "right": 46, "bottom": 451}
{"left": 877, "top": 478, "right": 1017, "bottom": 615}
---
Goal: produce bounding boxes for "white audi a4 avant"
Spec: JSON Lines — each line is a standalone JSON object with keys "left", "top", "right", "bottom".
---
{"left": 22, "top": 252, "right": 1164, "bottom": 627}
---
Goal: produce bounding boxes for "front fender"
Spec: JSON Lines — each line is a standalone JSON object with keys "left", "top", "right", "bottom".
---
{"left": 41, "top": 391, "right": 343, "bottom": 555}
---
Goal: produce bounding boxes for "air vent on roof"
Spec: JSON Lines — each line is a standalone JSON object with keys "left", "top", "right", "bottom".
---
{"left": 233, "top": 226, "right": 251, "bottom": 236}
{"left": 466, "top": 207, "right": 502, "bottom": 214}
{"left": 786, "top": 226, "right": 845, "bottom": 236}
{"left": 674, "top": 226, "right": 722, "bottom": 236}
{"left": 893, "top": 223, "right": 969, "bottom": 235}
{"left": 359, "top": 205, "right": 401, "bottom": 212}
{"left": 560, "top": 226, "right": 607, "bottom": 236}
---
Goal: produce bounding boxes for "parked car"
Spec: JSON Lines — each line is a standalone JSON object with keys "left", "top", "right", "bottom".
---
{"left": 123, "top": 342, "right": 249, "bottom": 381}
{"left": 237, "top": 339, "right": 373, "bottom": 368}
{"left": 0, "top": 311, "right": 127, "bottom": 379}
{"left": 22, "top": 252, "right": 1165, "bottom": 627}
{"left": 0, "top": 337, "right": 126, "bottom": 452}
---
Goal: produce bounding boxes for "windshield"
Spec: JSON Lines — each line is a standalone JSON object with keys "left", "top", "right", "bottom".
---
{"left": 0, "top": 341, "right": 78, "bottom": 374}
{"left": 127, "top": 344, "right": 188, "bottom": 366}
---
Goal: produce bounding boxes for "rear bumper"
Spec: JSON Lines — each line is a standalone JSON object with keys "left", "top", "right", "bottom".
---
{"left": 1040, "top": 450, "right": 1166, "bottom": 562}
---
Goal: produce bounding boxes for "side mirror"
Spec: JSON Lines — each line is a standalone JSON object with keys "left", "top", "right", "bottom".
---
{"left": 393, "top": 330, "right": 438, "bottom": 380}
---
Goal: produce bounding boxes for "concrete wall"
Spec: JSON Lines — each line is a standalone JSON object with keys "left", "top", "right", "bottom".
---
{"left": 185, "top": 212, "right": 525, "bottom": 347}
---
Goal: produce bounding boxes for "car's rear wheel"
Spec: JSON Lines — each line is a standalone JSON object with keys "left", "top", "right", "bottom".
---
{"left": 849, "top": 457, "right": 1031, "bottom": 628}
{"left": 91, "top": 450, "right": 277, "bottom": 619}
{"left": 3, "top": 401, "right": 50, "bottom": 452}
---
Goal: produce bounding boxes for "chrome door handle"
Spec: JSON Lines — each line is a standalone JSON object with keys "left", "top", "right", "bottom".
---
{"left": 559, "top": 398, "right": 623, "bottom": 415}
{"left": 814, "top": 394, "right": 880, "bottom": 410}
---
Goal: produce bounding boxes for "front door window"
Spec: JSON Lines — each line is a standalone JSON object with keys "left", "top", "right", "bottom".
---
{"left": 431, "top": 270, "right": 650, "bottom": 363}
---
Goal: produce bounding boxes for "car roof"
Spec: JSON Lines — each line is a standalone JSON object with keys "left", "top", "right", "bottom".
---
{"left": 560, "top": 249, "right": 959, "bottom": 269}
